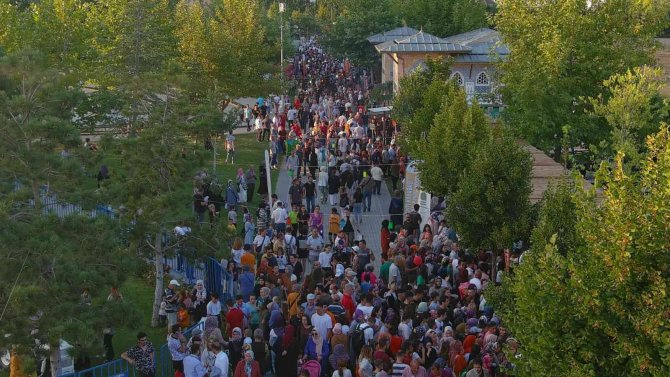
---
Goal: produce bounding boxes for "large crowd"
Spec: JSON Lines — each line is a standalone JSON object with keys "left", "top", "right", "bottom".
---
{"left": 120, "top": 38, "right": 519, "bottom": 377}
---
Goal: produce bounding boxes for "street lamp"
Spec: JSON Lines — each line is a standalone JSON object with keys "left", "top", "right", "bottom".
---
{"left": 279, "top": 2, "right": 285, "bottom": 97}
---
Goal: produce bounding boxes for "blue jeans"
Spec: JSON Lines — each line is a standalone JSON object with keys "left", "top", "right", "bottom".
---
{"left": 363, "top": 191, "right": 372, "bottom": 211}
{"left": 306, "top": 196, "right": 315, "bottom": 213}
{"left": 353, "top": 203, "right": 363, "bottom": 223}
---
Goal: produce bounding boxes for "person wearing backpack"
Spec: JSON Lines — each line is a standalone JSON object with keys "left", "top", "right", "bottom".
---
{"left": 350, "top": 314, "right": 374, "bottom": 357}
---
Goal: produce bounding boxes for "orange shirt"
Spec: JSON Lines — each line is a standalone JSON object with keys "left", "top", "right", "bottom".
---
{"left": 241, "top": 252, "right": 256, "bottom": 273}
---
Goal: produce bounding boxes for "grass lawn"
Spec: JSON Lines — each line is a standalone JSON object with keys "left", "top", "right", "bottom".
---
{"left": 111, "top": 277, "right": 167, "bottom": 359}
{"left": 107, "top": 132, "right": 279, "bottom": 363}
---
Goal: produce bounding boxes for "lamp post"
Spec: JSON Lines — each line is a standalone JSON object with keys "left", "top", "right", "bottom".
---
{"left": 279, "top": 2, "right": 285, "bottom": 96}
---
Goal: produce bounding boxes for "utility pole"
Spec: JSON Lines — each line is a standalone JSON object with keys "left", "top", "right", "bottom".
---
{"left": 279, "top": 2, "right": 285, "bottom": 96}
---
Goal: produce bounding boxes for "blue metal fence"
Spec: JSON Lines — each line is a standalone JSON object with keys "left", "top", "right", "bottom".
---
{"left": 64, "top": 322, "right": 205, "bottom": 377}
{"left": 163, "top": 254, "right": 206, "bottom": 286}
{"left": 205, "top": 257, "right": 224, "bottom": 299}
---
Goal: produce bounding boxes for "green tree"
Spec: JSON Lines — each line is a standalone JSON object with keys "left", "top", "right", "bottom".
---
{"left": 420, "top": 89, "right": 492, "bottom": 196}
{"left": 490, "top": 126, "right": 670, "bottom": 376}
{"left": 587, "top": 66, "right": 669, "bottom": 167}
{"left": 529, "top": 178, "right": 580, "bottom": 256}
{"left": 496, "top": 0, "right": 670, "bottom": 158}
{"left": 392, "top": 0, "right": 489, "bottom": 37}
{"left": 446, "top": 132, "right": 533, "bottom": 250}
{"left": 392, "top": 58, "right": 451, "bottom": 147}
{"left": 0, "top": 50, "right": 137, "bottom": 377}
{"left": 321, "top": 0, "right": 400, "bottom": 68}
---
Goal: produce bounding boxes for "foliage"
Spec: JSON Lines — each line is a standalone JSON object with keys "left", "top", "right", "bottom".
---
{"left": 0, "top": 51, "right": 139, "bottom": 377}
{"left": 496, "top": 0, "right": 670, "bottom": 158}
{"left": 419, "top": 87, "right": 492, "bottom": 196}
{"left": 529, "top": 178, "right": 580, "bottom": 256}
{"left": 586, "top": 66, "right": 669, "bottom": 168}
{"left": 446, "top": 132, "right": 533, "bottom": 250}
{"left": 391, "top": 0, "right": 488, "bottom": 37}
{"left": 320, "top": 0, "right": 400, "bottom": 68}
{"left": 0, "top": 50, "right": 91, "bottom": 204}
{"left": 491, "top": 126, "right": 670, "bottom": 376}
{"left": 392, "top": 58, "right": 451, "bottom": 147}
{"left": 0, "top": 216, "right": 138, "bottom": 374}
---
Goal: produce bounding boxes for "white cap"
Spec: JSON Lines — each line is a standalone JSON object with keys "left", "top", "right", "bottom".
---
{"left": 291, "top": 274, "right": 297, "bottom": 282}
{"left": 169, "top": 279, "right": 180, "bottom": 286}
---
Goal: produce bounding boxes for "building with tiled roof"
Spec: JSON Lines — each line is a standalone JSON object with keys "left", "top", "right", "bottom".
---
{"left": 370, "top": 27, "right": 508, "bottom": 115}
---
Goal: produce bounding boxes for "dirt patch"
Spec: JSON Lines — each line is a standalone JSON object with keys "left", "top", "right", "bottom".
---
{"left": 656, "top": 38, "right": 670, "bottom": 97}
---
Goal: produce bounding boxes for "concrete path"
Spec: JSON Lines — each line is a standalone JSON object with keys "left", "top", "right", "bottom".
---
{"left": 274, "top": 155, "right": 392, "bottom": 274}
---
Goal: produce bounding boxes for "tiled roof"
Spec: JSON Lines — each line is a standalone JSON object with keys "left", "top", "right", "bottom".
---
{"left": 367, "top": 26, "right": 421, "bottom": 44}
{"left": 375, "top": 31, "right": 471, "bottom": 53}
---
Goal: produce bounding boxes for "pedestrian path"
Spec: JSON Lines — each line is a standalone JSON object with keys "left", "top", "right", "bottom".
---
{"left": 274, "top": 156, "right": 392, "bottom": 272}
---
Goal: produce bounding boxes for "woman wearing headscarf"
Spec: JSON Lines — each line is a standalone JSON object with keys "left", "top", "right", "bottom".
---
{"left": 268, "top": 309, "right": 285, "bottom": 374}
{"left": 330, "top": 323, "right": 348, "bottom": 350}
{"left": 276, "top": 313, "right": 298, "bottom": 377}
{"left": 203, "top": 316, "right": 225, "bottom": 349}
{"left": 328, "top": 344, "right": 350, "bottom": 372}
{"left": 229, "top": 327, "right": 245, "bottom": 371}
{"left": 236, "top": 168, "right": 247, "bottom": 204}
{"left": 303, "top": 326, "right": 330, "bottom": 372}
{"left": 233, "top": 349, "right": 261, "bottom": 377}
{"left": 191, "top": 280, "right": 208, "bottom": 323}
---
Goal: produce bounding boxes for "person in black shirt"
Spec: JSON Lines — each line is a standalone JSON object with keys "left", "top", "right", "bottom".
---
{"left": 304, "top": 175, "right": 317, "bottom": 213}
{"left": 193, "top": 190, "right": 207, "bottom": 225}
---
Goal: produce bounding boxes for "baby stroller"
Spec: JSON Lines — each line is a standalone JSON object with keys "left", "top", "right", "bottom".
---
{"left": 299, "top": 360, "right": 321, "bottom": 377}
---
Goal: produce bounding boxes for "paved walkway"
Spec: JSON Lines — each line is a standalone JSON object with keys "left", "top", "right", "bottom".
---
{"left": 274, "top": 156, "right": 392, "bottom": 273}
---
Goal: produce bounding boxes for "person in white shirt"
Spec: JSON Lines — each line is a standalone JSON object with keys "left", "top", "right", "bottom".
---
{"left": 469, "top": 270, "right": 483, "bottom": 292}
{"left": 253, "top": 228, "right": 271, "bottom": 254}
{"left": 370, "top": 164, "right": 383, "bottom": 195}
{"left": 338, "top": 134, "right": 348, "bottom": 154}
{"left": 211, "top": 342, "right": 229, "bottom": 377}
{"left": 271, "top": 201, "right": 288, "bottom": 234}
{"left": 311, "top": 304, "right": 333, "bottom": 340}
{"left": 398, "top": 317, "right": 412, "bottom": 340}
{"left": 318, "top": 246, "right": 333, "bottom": 274}
{"left": 183, "top": 343, "right": 207, "bottom": 377}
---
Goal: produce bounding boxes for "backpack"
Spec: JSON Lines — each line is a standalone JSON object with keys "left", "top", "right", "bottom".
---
{"left": 351, "top": 322, "right": 369, "bottom": 355}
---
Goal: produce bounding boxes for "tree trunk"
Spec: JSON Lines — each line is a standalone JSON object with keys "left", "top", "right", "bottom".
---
{"left": 49, "top": 343, "right": 61, "bottom": 377}
{"left": 151, "top": 232, "right": 164, "bottom": 327}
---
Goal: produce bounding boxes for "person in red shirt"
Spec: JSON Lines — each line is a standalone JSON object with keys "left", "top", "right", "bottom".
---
{"left": 225, "top": 299, "right": 245, "bottom": 338}
{"left": 341, "top": 283, "right": 356, "bottom": 320}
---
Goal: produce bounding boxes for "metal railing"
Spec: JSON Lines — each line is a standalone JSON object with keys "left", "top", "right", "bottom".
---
{"left": 63, "top": 322, "right": 205, "bottom": 377}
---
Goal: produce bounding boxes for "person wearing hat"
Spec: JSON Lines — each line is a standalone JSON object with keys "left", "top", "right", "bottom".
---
{"left": 163, "top": 279, "right": 180, "bottom": 328}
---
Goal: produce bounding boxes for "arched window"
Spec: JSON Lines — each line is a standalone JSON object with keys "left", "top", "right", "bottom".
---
{"left": 475, "top": 71, "right": 490, "bottom": 86}
{"left": 450, "top": 72, "right": 464, "bottom": 86}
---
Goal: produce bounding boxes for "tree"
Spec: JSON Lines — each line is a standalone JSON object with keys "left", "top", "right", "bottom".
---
{"left": 420, "top": 89, "right": 492, "bottom": 196}
{"left": 446, "top": 132, "right": 533, "bottom": 250}
{"left": 529, "top": 178, "right": 580, "bottom": 256}
{"left": 587, "top": 66, "right": 669, "bottom": 167}
{"left": 496, "top": 0, "right": 670, "bottom": 158}
{"left": 490, "top": 125, "right": 670, "bottom": 376}
{"left": 392, "top": 0, "right": 489, "bottom": 37}
{"left": 174, "top": 0, "right": 275, "bottom": 97}
{"left": 0, "top": 51, "right": 137, "bottom": 377}
{"left": 392, "top": 58, "right": 451, "bottom": 149}
{"left": 321, "top": 0, "right": 400, "bottom": 68}
{"left": 102, "top": 88, "right": 196, "bottom": 327}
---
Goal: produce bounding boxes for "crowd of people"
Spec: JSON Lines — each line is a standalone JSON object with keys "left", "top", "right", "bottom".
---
{"left": 125, "top": 37, "right": 519, "bottom": 377}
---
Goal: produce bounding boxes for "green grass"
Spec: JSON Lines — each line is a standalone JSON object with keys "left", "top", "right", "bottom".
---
{"left": 111, "top": 277, "right": 168, "bottom": 359}
{"left": 108, "top": 132, "right": 279, "bottom": 361}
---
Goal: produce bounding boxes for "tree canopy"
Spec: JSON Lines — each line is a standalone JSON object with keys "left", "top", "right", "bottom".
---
{"left": 496, "top": 0, "right": 670, "bottom": 158}
{"left": 489, "top": 125, "right": 670, "bottom": 376}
